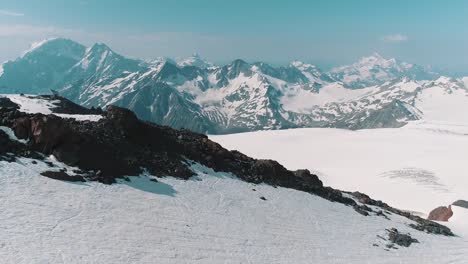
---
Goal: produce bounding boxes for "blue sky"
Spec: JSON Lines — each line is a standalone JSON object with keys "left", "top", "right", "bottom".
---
{"left": 1, "top": 0, "right": 468, "bottom": 71}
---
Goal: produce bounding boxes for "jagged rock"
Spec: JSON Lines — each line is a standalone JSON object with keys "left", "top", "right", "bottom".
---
{"left": 12, "top": 117, "right": 32, "bottom": 140}
{"left": 387, "top": 228, "right": 419, "bottom": 247}
{"left": 0, "top": 102, "right": 457, "bottom": 237}
{"left": 0, "top": 105, "right": 345, "bottom": 204}
{"left": 293, "top": 169, "right": 323, "bottom": 187}
{"left": 409, "top": 221, "right": 453, "bottom": 236}
{"left": 351, "top": 191, "right": 372, "bottom": 204}
{"left": 354, "top": 204, "right": 372, "bottom": 216}
{"left": 0, "top": 129, "right": 42, "bottom": 161}
{"left": 428, "top": 206, "right": 453, "bottom": 222}
{"left": 452, "top": 200, "right": 468, "bottom": 209}
{"left": 0, "top": 97, "right": 19, "bottom": 110}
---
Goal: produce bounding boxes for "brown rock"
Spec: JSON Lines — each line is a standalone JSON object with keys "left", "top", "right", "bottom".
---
{"left": 428, "top": 206, "right": 453, "bottom": 221}
{"left": 12, "top": 117, "right": 31, "bottom": 140}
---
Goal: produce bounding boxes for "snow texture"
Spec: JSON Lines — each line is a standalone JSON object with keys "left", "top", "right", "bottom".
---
{"left": 0, "top": 94, "right": 102, "bottom": 121}
{"left": 211, "top": 122, "right": 468, "bottom": 215}
{"left": 0, "top": 159, "right": 467, "bottom": 263}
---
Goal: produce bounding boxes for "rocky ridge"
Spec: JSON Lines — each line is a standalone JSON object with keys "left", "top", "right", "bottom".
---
{"left": 0, "top": 95, "right": 454, "bottom": 239}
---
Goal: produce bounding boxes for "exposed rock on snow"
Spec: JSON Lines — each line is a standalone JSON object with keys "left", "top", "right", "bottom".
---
{"left": 350, "top": 192, "right": 453, "bottom": 236}
{"left": 452, "top": 200, "right": 468, "bottom": 209}
{"left": 0, "top": 98, "right": 455, "bottom": 238}
{"left": 386, "top": 228, "right": 419, "bottom": 247}
{"left": 40, "top": 170, "right": 85, "bottom": 182}
{"left": 428, "top": 206, "right": 454, "bottom": 222}
{"left": 0, "top": 95, "right": 466, "bottom": 263}
{"left": 0, "top": 97, "right": 19, "bottom": 110}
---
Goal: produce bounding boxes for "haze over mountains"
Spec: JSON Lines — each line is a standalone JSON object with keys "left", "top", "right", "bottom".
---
{"left": 1, "top": 38, "right": 467, "bottom": 133}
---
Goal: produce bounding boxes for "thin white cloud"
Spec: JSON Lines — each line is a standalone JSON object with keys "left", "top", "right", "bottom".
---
{"left": 0, "top": 24, "right": 57, "bottom": 37}
{"left": 382, "top": 34, "right": 408, "bottom": 43}
{"left": 0, "top": 23, "right": 231, "bottom": 62}
{"left": 0, "top": 9, "right": 24, "bottom": 17}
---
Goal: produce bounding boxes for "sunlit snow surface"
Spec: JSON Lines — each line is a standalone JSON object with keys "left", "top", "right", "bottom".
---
{"left": 0, "top": 159, "right": 467, "bottom": 263}
{"left": 0, "top": 92, "right": 467, "bottom": 262}
{"left": 211, "top": 122, "right": 468, "bottom": 214}
{"left": 211, "top": 121, "right": 468, "bottom": 252}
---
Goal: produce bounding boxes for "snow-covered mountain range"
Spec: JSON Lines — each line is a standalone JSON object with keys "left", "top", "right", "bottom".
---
{"left": 1, "top": 38, "right": 467, "bottom": 133}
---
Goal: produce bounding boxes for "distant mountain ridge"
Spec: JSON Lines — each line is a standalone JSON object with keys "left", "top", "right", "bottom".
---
{"left": 1, "top": 38, "right": 466, "bottom": 133}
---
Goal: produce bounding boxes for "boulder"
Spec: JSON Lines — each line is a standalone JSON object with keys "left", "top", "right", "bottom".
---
{"left": 428, "top": 206, "right": 453, "bottom": 221}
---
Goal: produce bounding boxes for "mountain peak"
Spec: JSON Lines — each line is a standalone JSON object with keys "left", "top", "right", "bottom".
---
{"left": 87, "top": 42, "right": 114, "bottom": 54}
{"left": 177, "top": 53, "right": 214, "bottom": 69}
{"left": 290, "top": 60, "right": 318, "bottom": 70}
{"left": 148, "top": 56, "right": 176, "bottom": 66}
{"left": 23, "top": 37, "right": 59, "bottom": 55}
{"left": 21, "top": 38, "right": 85, "bottom": 59}
{"left": 357, "top": 52, "right": 393, "bottom": 66}
{"left": 330, "top": 53, "right": 438, "bottom": 88}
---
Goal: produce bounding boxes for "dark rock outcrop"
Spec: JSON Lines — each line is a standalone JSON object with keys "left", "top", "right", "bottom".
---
{"left": 0, "top": 97, "right": 19, "bottom": 110}
{"left": 0, "top": 100, "right": 456, "bottom": 237}
{"left": 387, "top": 228, "right": 419, "bottom": 247}
{"left": 350, "top": 192, "right": 454, "bottom": 236}
{"left": 453, "top": 200, "right": 468, "bottom": 209}
{"left": 40, "top": 171, "right": 85, "bottom": 182}
{"left": 428, "top": 206, "right": 453, "bottom": 222}
{"left": 3, "top": 105, "right": 326, "bottom": 196}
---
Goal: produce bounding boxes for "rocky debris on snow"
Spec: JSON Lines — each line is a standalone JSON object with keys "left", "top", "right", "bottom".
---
{"left": 386, "top": 228, "right": 419, "bottom": 247}
{"left": 0, "top": 126, "right": 41, "bottom": 162}
{"left": 0, "top": 99, "right": 456, "bottom": 237}
{"left": 353, "top": 204, "right": 373, "bottom": 216}
{"left": 0, "top": 103, "right": 326, "bottom": 194}
{"left": 428, "top": 206, "right": 453, "bottom": 221}
{"left": 452, "top": 200, "right": 468, "bottom": 209}
{"left": 40, "top": 171, "right": 86, "bottom": 182}
{"left": 350, "top": 192, "right": 454, "bottom": 236}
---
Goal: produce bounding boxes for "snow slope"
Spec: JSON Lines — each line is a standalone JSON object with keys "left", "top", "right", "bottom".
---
{"left": 1, "top": 94, "right": 102, "bottom": 121}
{"left": 0, "top": 159, "right": 467, "bottom": 264}
{"left": 211, "top": 122, "right": 468, "bottom": 215}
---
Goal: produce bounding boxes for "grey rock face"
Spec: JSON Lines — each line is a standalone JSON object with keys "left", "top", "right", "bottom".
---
{"left": 453, "top": 200, "right": 468, "bottom": 209}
